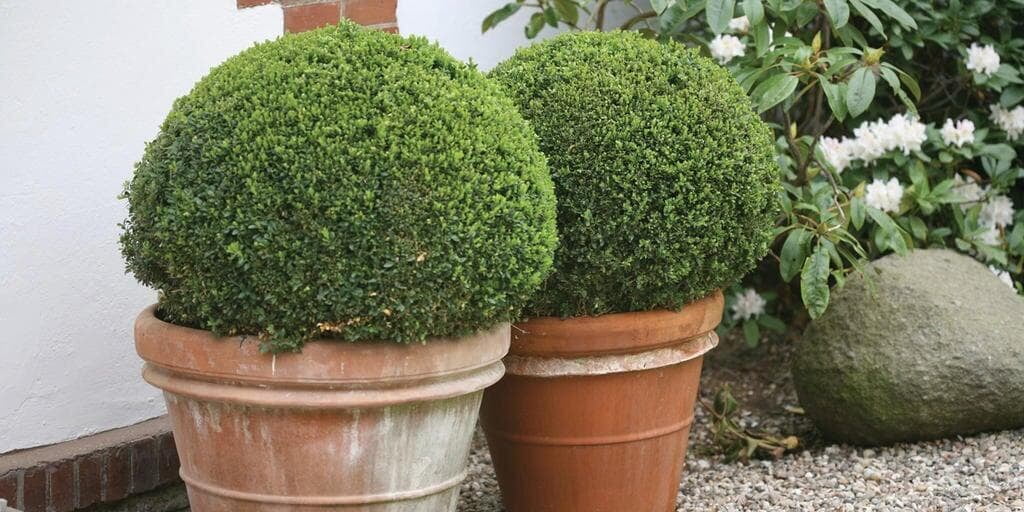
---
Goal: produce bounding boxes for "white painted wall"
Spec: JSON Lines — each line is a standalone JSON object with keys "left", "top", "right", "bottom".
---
{"left": 0, "top": 0, "right": 282, "bottom": 453}
{"left": 398, "top": 0, "right": 642, "bottom": 70}
{"left": 398, "top": 0, "right": 563, "bottom": 70}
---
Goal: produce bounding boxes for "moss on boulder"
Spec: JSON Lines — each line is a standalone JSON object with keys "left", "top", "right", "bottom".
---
{"left": 793, "top": 249, "right": 1024, "bottom": 446}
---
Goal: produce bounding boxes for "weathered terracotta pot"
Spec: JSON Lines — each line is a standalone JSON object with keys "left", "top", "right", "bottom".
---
{"left": 134, "top": 306, "right": 509, "bottom": 512}
{"left": 480, "top": 292, "right": 723, "bottom": 512}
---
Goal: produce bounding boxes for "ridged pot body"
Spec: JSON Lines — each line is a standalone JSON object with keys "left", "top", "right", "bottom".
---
{"left": 480, "top": 292, "right": 723, "bottom": 512}
{"left": 134, "top": 306, "right": 510, "bottom": 512}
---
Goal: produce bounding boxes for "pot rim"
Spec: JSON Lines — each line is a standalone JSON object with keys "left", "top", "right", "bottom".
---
{"left": 134, "top": 304, "right": 510, "bottom": 388}
{"left": 510, "top": 290, "right": 724, "bottom": 358}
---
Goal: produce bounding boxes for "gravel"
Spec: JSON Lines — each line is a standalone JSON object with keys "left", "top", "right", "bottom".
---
{"left": 456, "top": 335, "right": 1024, "bottom": 511}
{"left": 457, "top": 427, "right": 1024, "bottom": 511}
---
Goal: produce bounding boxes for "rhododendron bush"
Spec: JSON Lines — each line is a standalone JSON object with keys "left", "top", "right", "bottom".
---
{"left": 485, "top": 0, "right": 1024, "bottom": 342}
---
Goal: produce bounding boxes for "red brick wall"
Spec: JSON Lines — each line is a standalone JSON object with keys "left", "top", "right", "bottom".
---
{"left": 239, "top": 0, "right": 399, "bottom": 34}
{"left": 0, "top": 429, "right": 178, "bottom": 512}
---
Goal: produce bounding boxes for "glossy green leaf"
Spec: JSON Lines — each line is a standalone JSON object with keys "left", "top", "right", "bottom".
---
{"left": 819, "top": 77, "right": 848, "bottom": 120}
{"left": 846, "top": 67, "right": 876, "bottom": 118}
{"left": 862, "top": 0, "right": 917, "bottom": 29}
{"left": 743, "top": 319, "right": 761, "bottom": 346}
{"left": 743, "top": 0, "right": 765, "bottom": 24}
{"left": 526, "top": 12, "right": 546, "bottom": 38}
{"left": 482, "top": 3, "right": 521, "bottom": 33}
{"left": 850, "top": 197, "right": 866, "bottom": 230}
{"left": 780, "top": 228, "right": 811, "bottom": 282}
{"left": 801, "top": 246, "right": 831, "bottom": 319}
{"left": 824, "top": 0, "right": 850, "bottom": 28}
{"left": 553, "top": 0, "right": 580, "bottom": 24}
{"left": 849, "top": 0, "right": 885, "bottom": 37}
{"left": 707, "top": 0, "right": 736, "bottom": 34}
{"left": 753, "top": 73, "right": 799, "bottom": 113}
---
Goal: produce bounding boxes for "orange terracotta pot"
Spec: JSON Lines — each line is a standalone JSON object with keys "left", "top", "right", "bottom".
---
{"left": 134, "top": 306, "right": 509, "bottom": 512}
{"left": 480, "top": 292, "right": 724, "bottom": 512}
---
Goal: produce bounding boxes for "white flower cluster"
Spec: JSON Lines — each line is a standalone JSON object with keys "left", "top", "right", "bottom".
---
{"left": 952, "top": 176, "right": 1014, "bottom": 246}
{"left": 959, "top": 178, "right": 1015, "bottom": 246}
{"left": 989, "top": 266, "right": 1015, "bottom": 290}
{"left": 981, "top": 195, "right": 1015, "bottom": 229}
{"left": 941, "top": 118, "right": 976, "bottom": 147}
{"left": 709, "top": 35, "right": 745, "bottom": 64}
{"left": 728, "top": 16, "right": 751, "bottom": 34}
{"left": 966, "top": 43, "right": 1001, "bottom": 76}
{"left": 730, "top": 288, "right": 766, "bottom": 321}
{"left": 953, "top": 175, "right": 985, "bottom": 205}
{"left": 820, "top": 114, "right": 928, "bottom": 173}
{"left": 865, "top": 178, "right": 905, "bottom": 213}
{"left": 989, "top": 104, "right": 1024, "bottom": 140}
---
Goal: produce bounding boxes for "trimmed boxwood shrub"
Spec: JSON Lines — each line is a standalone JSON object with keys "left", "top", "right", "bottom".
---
{"left": 120, "top": 22, "right": 557, "bottom": 352}
{"left": 491, "top": 31, "right": 779, "bottom": 317}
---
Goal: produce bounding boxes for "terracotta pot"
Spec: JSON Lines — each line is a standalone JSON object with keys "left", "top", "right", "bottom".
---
{"left": 480, "top": 292, "right": 724, "bottom": 512}
{"left": 134, "top": 306, "right": 509, "bottom": 512}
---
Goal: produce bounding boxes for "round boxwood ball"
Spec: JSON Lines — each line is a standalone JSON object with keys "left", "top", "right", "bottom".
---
{"left": 120, "top": 22, "right": 557, "bottom": 352}
{"left": 490, "top": 31, "right": 779, "bottom": 317}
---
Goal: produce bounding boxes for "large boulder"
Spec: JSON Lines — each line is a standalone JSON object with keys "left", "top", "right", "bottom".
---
{"left": 792, "top": 249, "right": 1024, "bottom": 446}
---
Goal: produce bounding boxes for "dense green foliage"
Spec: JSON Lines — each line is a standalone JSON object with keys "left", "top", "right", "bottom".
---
{"left": 490, "top": 31, "right": 779, "bottom": 317}
{"left": 486, "top": 1, "right": 1024, "bottom": 346}
{"left": 120, "top": 22, "right": 557, "bottom": 352}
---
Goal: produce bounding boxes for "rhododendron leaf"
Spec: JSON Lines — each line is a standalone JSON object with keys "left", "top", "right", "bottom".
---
{"left": 861, "top": 0, "right": 916, "bottom": 30}
{"left": 883, "top": 63, "right": 921, "bottom": 101}
{"left": 1001, "top": 86, "right": 1024, "bottom": 108}
{"left": 754, "top": 73, "right": 799, "bottom": 113}
{"left": 835, "top": 23, "right": 868, "bottom": 47}
{"left": 706, "top": 0, "right": 736, "bottom": 34}
{"left": 849, "top": 0, "right": 885, "bottom": 38}
{"left": 759, "top": 314, "right": 786, "bottom": 333}
{"left": 651, "top": 0, "right": 671, "bottom": 14}
{"left": 743, "top": 0, "right": 765, "bottom": 25}
{"left": 743, "top": 319, "right": 760, "bottom": 346}
{"left": 754, "top": 21, "right": 771, "bottom": 56}
{"left": 846, "top": 67, "right": 876, "bottom": 118}
{"left": 781, "top": 228, "right": 811, "bottom": 282}
{"left": 819, "top": 77, "right": 848, "bottom": 120}
{"left": 801, "top": 246, "right": 831, "bottom": 319}
{"left": 482, "top": 3, "right": 521, "bottom": 33}
{"left": 850, "top": 197, "right": 866, "bottom": 230}
{"left": 980, "top": 144, "right": 1016, "bottom": 162}
{"left": 908, "top": 217, "right": 928, "bottom": 241}
{"left": 976, "top": 244, "right": 1009, "bottom": 265}
{"left": 659, "top": 1, "right": 704, "bottom": 32}
{"left": 824, "top": 0, "right": 850, "bottom": 29}
{"left": 553, "top": 0, "right": 579, "bottom": 25}
{"left": 867, "top": 207, "right": 908, "bottom": 254}
{"left": 1008, "top": 225, "right": 1024, "bottom": 253}
{"left": 526, "top": 12, "right": 546, "bottom": 38}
